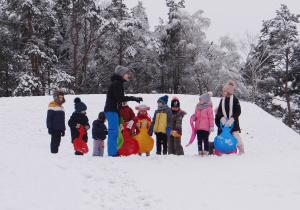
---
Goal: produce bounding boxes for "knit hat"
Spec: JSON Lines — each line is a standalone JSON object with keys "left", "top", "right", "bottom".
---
{"left": 199, "top": 92, "right": 212, "bottom": 104}
{"left": 157, "top": 95, "right": 169, "bottom": 105}
{"left": 171, "top": 97, "right": 180, "bottom": 107}
{"left": 74, "top": 97, "right": 87, "bottom": 112}
{"left": 135, "top": 104, "right": 150, "bottom": 111}
{"left": 115, "top": 65, "right": 129, "bottom": 76}
{"left": 53, "top": 90, "right": 65, "bottom": 104}
{"left": 98, "top": 112, "right": 106, "bottom": 122}
{"left": 222, "top": 81, "right": 235, "bottom": 95}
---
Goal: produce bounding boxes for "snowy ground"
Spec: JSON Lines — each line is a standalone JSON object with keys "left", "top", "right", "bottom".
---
{"left": 1, "top": 94, "right": 299, "bottom": 210}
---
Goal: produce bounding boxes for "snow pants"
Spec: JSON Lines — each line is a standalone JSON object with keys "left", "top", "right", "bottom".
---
{"left": 93, "top": 139, "right": 105, "bottom": 157}
{"left": 168, "top": 136, "right": 184, "bottom": 155}
{"left": 197, "top": 130, "right": 209, "bottom": 152}
{"left": 155, "top": 132, "right": 168, "bottom": 155}
{"left": 105, "top": 112, "right": 119, "bottom": 156}
{"left": 50, "top": 131, "right": 62, "bottom": 153}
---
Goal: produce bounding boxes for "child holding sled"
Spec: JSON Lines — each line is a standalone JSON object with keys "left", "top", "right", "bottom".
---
{"left": 216, "top": 81, "right": 245, "bottom": 154}
{"left": 168, "top": 97, "right": 185, "bottom": 155}
{"left": 92, "top": 112, "right": 108, "bottom": 157}
{"left": 193, "top": 92, "right": 214, "bottom": 156}
{"left": 149, "top": 95, "right": 172, "bottom": 155}
{"left": 46, "top": 90, "right": 66, "bottom": 154}
{"left": 120, "top": 101, "right": 136, "bottom": 136}
{"left": 133, "top": 104, "right": 152, "bottom": 156}
{"left": 68, "top": 98, "right": 90, "bottom": 155}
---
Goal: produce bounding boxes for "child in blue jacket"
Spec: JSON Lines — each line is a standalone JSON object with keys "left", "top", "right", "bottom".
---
{"left": 92, "top": 112, "right": 108, "bottom": 157}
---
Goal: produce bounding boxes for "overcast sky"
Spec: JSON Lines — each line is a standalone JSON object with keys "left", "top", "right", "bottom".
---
{"left": 123, "top": 0, "right": 300, "bottom": 43}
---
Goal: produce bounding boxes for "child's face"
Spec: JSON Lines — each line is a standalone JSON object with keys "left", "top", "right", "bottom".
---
{"left": 199, "top": 99, "right": 205, "bottom": 105}
{"left": 104, "top": 118, "right": 107, "bottom": 123}
{"left": 58, "top": 95, "right": 64, "bottom": 103}
{"left": 81, "top": 110, "right": 86, "bottom": 114}
{"left": 223, "top": 91, "right": 230, "bottom": 97}
{"left": 172, "top": 107, "right": 179, "bottom": 111}
{"left": 139, "top": 110, "right": 147, "bottom": 116}
{"left": 122, "top": 102, "right": 127, "bottom": 106}
{"left": 157, "top": 102, "right": 163, "bottom": 106}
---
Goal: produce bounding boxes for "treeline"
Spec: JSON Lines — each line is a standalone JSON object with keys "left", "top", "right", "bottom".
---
{"left": 0, "top": 1, "right": 299, "bottom": 133}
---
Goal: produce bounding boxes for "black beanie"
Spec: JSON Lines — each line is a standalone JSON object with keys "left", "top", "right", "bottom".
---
{"left": 98, "top": 112, "right": 106, "bottom": 122}
{"left": 171, "top": 97, "right": 180, "bottom": 107}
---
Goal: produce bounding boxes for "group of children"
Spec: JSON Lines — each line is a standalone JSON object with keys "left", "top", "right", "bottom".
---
{"left": 46, "top": 80, "right": 244, "bottom": 156}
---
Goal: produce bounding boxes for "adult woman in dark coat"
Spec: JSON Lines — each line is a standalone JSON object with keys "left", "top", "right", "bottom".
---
{"left": 104, "top": 65, "right": 143, "bottom": 156}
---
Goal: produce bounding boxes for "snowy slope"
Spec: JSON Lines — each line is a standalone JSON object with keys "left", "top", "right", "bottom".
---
{"left": 0, "top": 94, "right": 299, "bottom": 210}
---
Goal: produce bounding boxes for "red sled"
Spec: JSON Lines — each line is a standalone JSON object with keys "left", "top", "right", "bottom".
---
{"left": 214, "top": 148, "right": 237, "bottom": 156}
{"left": 118, "top": 122, "right": 140, "bottom": 156}
{"left": 73, "top": 125, "right": 89, "bottom": 154}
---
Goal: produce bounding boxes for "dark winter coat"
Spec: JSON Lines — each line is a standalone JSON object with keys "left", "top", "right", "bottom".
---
{"left": 68, "top": 112, "right": 90, "bottom": 143}
{"left": 104, "top": 74, "right": 137, "bottom": 114}
{"left": 171, "top": 109, "right": 186, "bottom": 135}
{"left": 92, "top": 120, "right": 108, "bottom": 140}
{"left": 150, "top": 105, "right": 172, "bottom": 134}
{"left": 216, "top": 95, "right": 241, "bottom": 133}
{"left": 46, "top": 101, "right": 65, "bottom": 131}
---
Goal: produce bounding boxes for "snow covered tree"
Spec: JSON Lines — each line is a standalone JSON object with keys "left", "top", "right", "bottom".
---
{"left": 256, "top": 4, "right": 300, "bottom": 128}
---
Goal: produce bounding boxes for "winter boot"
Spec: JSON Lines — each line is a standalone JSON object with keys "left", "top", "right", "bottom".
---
{"left": 198, "top": 151, "right": 203, "bottom": 156}
{"left": 238, "top": 146, "right": 245, "bottom": 155}
{"left": 202, "top": 151, "right": 209, "bottom": 156}
{"left": 146, "top": 152, "right": 150, "bottom": 156}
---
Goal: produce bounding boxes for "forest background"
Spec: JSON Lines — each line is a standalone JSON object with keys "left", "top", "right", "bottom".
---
{"left": 0, "top": 0, "right": 299, "bottom": 134}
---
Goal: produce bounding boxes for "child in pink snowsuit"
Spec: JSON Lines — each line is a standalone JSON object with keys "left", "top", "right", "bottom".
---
{"left": 194, "top": 92, "right": 214, "bottom": 156}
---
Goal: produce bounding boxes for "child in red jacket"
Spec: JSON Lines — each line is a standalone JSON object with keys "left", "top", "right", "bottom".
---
{"left": 133, "top": 104, "right": 151, "bottom": 156}
{"left": 120, "top": 101, "right": 135, "bottom": 135}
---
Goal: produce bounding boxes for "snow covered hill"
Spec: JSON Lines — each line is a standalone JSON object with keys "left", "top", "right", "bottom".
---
{"left": 1, "top": 94, "right": 299, "bottom": 210}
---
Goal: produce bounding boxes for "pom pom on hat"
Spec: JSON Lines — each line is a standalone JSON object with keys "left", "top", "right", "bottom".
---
{"left": 74, "top": 97, "right": 87, "bottom": 112}
{"left": 157, "top": 95, "right": 169, "bottom": 105}
{"left": 223, "top": 80, "right": 235, "bottom": 95}
{"left": 135, "top": 104, "right": 150, "bottom": 111}
{"left": 199, "top": 91, "right": 213, "bottom": 104}
{"left": 171, "top": 97, "right": 180, "bottom": 107}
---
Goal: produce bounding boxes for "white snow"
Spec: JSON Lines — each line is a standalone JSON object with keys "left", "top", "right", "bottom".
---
{"left": 1, "top": 94, "right": 299, "bottom": 210}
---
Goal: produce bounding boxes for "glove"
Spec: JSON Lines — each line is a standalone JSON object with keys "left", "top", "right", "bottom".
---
{"left": 149, "top": 128, "right": 153, "bottom": 136}
{"left": 127, "top": 120, "right": 134, "bottom": 129}
{"left": 61, "top": 131, "right": 65, "bottom": 136}
{"left": 134, "top": 97, "right": 143, "bottom": 103}
{"left": 48, "top": 128, "right": 53, "bottom": 135}
{"left": 226, "top": 117, "right": 234, "bottom": 127}
{"left": 192, "top": 115, "right": 195, "bottom": 121}
{"left": 210, "top": 127, "right": 214, "bottom": 132}
{"left": 220, "top": 117, "right": 226, "bottom": 125}
{"left": 166, "top": 127, "right": 171, "bottom": 137}
{"left": 85, "top": 125, "right": 90, "bottom": 131}
{"left": 136, "top": 123, "right": 141, "bottom": 127}
{"left": 148, "top": 123, "right": 151, "bottom": 127}
{"left": 76, "top": 123, "right": 81, "bottom": 129}
{"left": 120, "top": 124, "right": 124, "bottom": 131}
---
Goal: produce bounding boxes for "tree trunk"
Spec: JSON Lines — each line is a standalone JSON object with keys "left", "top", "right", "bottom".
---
{"left": 285, "top": 49, "right": 292, "bottom": 128}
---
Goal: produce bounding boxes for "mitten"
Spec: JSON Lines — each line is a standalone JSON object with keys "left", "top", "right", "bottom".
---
{"left": 210, "top": 127, "right": 214, "bottom": 132}
{"left": 166, "top": 127, "right": 171, "bottom": 137}
{"left": 85, "top": 125, "right": 90, "bottom": 131}
{"left": 61, "top": 131, "right": 65, "bottom": 136}
{"left": 149, "top": 128, "right": 153, "bottom": 136}
{"left": 226, "top": 117, "right": 234, "bottom": 127}
{"left": 220, "top": 117, "right": 226, "bottom": 125}
{"left": 192, "top": 115, "right": 195, "bottom": 121}
{"left": 127, "top": 120, "right": 134, "bottom": 129}
{"left": 48, "top": 128, "right": 53, "bottom": 135}
{"left": 134, "top": 97, "right": 143, "bottom": 103}
{"left": 76, "top": 123, "right": 81, "bottom": 129}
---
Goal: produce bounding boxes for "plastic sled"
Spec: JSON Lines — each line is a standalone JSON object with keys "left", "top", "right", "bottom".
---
{"left": 118, "top": 122, "right": 140, "bottom": 156}
{"left": 117, "top": 117, "right": 124, "bottom": 150}
{"left": 73, "top": 125, "right": 89, "bottom": 154}
{"left": 186, "top": 114, "right": 196, "bottom": 147}
{"left": 214, "top": 119, "right": 237, "bottom": 154}
{"left": 133, "top": 119, "right": 154, "bottom": 153}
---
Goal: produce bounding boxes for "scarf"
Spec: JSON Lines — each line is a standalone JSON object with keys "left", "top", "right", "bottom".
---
{"left": 221, "top": 95, "right": 233, "bottom": 118}
{"left": 197, "top": 103, "right": 211, "bottom": 110}
{"left": 157, "top": 104, "right": 169, "bottom": 111}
